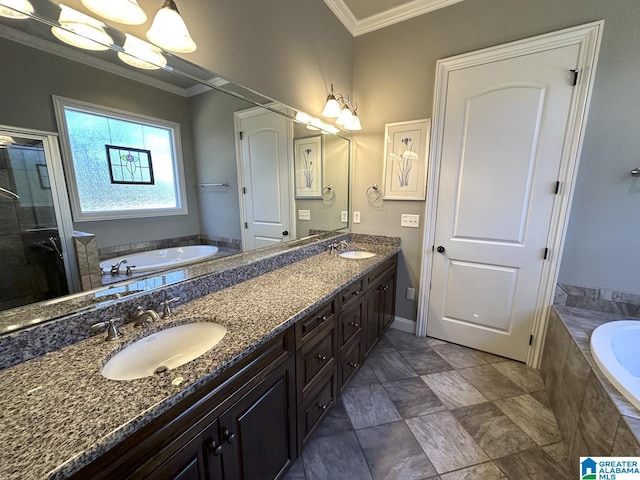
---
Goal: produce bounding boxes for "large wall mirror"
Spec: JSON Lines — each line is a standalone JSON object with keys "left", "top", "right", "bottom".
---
{"left": 0, "top": 0, "right": 350, "bottom": 328}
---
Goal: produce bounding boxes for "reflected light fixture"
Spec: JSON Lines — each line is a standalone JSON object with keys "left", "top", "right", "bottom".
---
{"left": 0, "top": 0, "right": 34, "bottom": 19}
{"left": 51, "top": 5, "right": 113, "bottom": 51}
{"left": 118, "top": 34, "right": 167, "bottom": 70}
{"left": 146, "top": 0, "right": 196, "bottom": 53}
{"left": 0, "top": 135, "right": 16, "bottom": 148}
{"left": 321, "top": 84, "right": 362, "bottom": 131}
{"left": 81, "top": 0, "right": 147, "bottom": 25}
{"left": 295, "top": 112, "right": 340, "bottom": 135}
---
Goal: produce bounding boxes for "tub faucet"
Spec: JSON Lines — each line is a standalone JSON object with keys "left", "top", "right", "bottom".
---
{"left": 110, "top": 259, "right": 127, "bottom": 276}
{"left": 133, "top": 306, "right": 160, "bottom": 327}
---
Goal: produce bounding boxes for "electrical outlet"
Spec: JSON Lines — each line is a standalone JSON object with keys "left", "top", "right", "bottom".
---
{"left": 298, "top": 209, "right": 311, "bottom": 221}
{"left": 341, "top": 211, "right": 348, "bottom": 223}
{"left": 401, "top": 214, "right": 420, "bottom": 228}
{"left": 353, "top": 211, "right": 361, "bottom": 223}
{"left": 406, "top": 287, "right": 415, "bottom": 300}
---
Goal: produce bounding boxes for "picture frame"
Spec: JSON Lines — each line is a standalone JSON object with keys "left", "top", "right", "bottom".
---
{"left": 294, "top": 135, "right": 323, "bottom": 199}
{"left": 382, "top": 119, "right": 431, "bottom": 200}
{"left": 36, "top": 163, "right": 51, "bottom": 190}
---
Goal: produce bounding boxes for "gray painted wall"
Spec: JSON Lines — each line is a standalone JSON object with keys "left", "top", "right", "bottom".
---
{"left": 0, "top": 37, "right": 201, "bottom": 249}
{"left": 189, "top": 90, "right": 255, "bottom": 243}
{"left": 61, "top": 0, "right": 355, "bottom": 120}
{"left": 352, "top": 0, "right": 640, "bottom": 321}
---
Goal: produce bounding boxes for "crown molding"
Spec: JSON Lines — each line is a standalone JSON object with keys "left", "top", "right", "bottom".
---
{"left": 323, "top": 0, "right": 357, "bottom": 35}
{"left": 324, "top": 0, "right": 465, "bottom": 37}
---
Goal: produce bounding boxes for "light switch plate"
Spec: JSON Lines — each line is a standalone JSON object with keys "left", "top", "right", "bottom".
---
{"left": 341, "top": 211, "right": 348, "bottom": 223}
{"left": 298, "top": 209, "right": 311, "bottom": 221}
{"left": 353, "top": 211, "right": 361, "bottom": 224}
{"left": 406, "top": 287, "right": 415, "bottom": 300}
{"left": 401, "top": 214, "right": 419, "bottom": 228}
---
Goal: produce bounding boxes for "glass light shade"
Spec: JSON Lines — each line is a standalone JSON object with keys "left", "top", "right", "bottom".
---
{"left": 51, "top": 5, "right": 113, "bottom": 51}
{"left": 0, "top": 135, "right": 16, "bottom": 147}
{"left": 0, "top": 0, "right": 34, "bottom": 19}
{"left": 118, "top": 34, "right": 167, "bottom": 70}
{"left": 146, "top": 0, "right": 196, "bottom": 53}
{"left": 322, "top": 96, "right": 341, "bottom": 118}
{"left": 335, "top": 106, "right": 353, "bottom": 126}
{"left": 344, "top": 112, "right": 362, "bottom": 131}
{"left": 81, "top": 0, "right": 147, "bottom": 25}
{"left": 295, "top": 111, "right": 312, "bottom": 124}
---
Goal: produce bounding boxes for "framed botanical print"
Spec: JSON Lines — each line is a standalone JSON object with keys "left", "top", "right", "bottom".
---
{"left": 294, "top": 135, "right": 322, "bottom": 199}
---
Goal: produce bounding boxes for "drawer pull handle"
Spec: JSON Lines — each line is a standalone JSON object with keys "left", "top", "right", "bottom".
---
{"left": 317, "top": 354, "right": 328, "bottom": 362}
{"left": 209, "top": 440, "right": 223, "bottom": 456}
{"left": 349, "top": 322, "right": 360, "bottom": 328}
{"left": 223, "top": 429, "right": 236, "bottom": 444}
{"left": 317, "top": 402, "right": 327, "bottom": 411}
{"left": 349, "top": 362, "right": 359, "bottom": 368}
{"left": 317, "top": 315, "right": 328, "bottom": 322}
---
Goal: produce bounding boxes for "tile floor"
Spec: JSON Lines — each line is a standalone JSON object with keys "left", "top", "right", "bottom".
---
{"left": 284, "top": 329, "right": 572, "bottom": 480}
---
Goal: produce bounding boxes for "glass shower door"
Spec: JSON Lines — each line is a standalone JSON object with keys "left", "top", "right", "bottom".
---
{"left": 0, "top": 133, "right": 69, "bottom": 311}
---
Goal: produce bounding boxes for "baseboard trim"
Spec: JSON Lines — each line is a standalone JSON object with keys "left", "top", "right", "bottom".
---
{"left": 390, "top": 316, "right": 416, "bottom": 334}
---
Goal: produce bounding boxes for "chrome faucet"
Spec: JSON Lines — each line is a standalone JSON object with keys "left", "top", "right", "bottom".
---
{"left": 110, "top": 259, "right": 128, "bottom": 276}
{"left": 91, "top": 318, "right": 122, "bottom": 341}
{"left": 133, "top": 306, "right": 161, "bottom": 327}
{"left": 338, "top": 240, "right": 349, "bottom": 251}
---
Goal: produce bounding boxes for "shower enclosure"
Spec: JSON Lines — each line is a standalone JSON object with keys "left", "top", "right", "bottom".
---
{"left": 0, "top": 128, "right": 76, "bottom": 311}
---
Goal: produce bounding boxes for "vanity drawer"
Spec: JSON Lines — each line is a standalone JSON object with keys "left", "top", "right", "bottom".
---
{"left": 339, "top": 339, "right": 362, "bottom": 392}
{"left": 364, "top": 257, "right": 396, "bottom": 289}
{"left": 295, "top": 297, "right": 337, "bottom": 346}
{"left": 296, "top": 323, "right": 336, "bottom": 401}
{"left": 338, "top": 298, "right": 363, "bottom": 350}
{"left": 297, "top": 373, "right": 335, "bottom": 448}
{"left": 340, "top": 278, "right": 363, "bottom": 308}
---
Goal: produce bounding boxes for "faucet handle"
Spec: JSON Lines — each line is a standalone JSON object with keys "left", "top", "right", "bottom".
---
{"left": 91, "top": 317, "right": 122, "bottom": 341}
{"left": 161, "top": 297, "right": 181, "bottom": 318}
{"left": 125, "top": 265, "right": 136, "bottom": 275}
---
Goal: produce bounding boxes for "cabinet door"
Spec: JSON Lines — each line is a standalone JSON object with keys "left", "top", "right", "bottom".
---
{"left": 219, "top": 356, "right": 296, "bottom": 480}
{"left": 147, "top": 419, "right": 223, "bottom": 480}
{"left": 380, "top": 271, "right": 396, "bottom": 333}
{"left": 364, "top": 287, "right": 382, "bottom": 356}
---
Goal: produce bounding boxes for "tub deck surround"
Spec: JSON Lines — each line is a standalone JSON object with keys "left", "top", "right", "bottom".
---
{"left": 0, "top": 232, "right": 370, "bottom": 369}
{"left": 541, "top": 305, "right": 640, "bottom": 472}
{"left": 0, "top": 240, "right": 399, "bottom": 480}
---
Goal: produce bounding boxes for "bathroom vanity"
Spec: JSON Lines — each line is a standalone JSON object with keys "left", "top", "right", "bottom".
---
{"left": 0, "top": 237, "right": 398, "bottom": 480}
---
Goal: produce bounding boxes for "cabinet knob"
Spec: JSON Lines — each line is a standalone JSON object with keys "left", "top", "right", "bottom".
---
{"left": 317, "top": 315, "right": 328, "bottom": 322}
{"left": 349, "top": 362, "right": 359, "bottom": 368}
{"left": 317, "top": 354, "right": 328, "bottom": 362}
{"left": 349, "top": 322, "right": 360, "bottom": 328}
{"left": 223, "top": 429, "right": 236, "bottom": 444}
{"left": 209, "top": 440, "right": 223, "bottom": 456}
{"left": 317, "top": 402, "right": 327, "bottom": 411}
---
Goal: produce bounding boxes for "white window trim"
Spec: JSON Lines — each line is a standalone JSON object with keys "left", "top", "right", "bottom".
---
{"left": 53, "top": 95, "right": 188, "bottom": 222}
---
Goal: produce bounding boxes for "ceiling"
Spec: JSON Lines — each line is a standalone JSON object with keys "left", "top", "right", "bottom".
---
{"left": 323, "top": 0, "right": 464, "bottom": 36}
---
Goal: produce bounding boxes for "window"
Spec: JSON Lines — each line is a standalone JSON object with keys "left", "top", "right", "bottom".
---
{"left": 54, "top": 96, "right": 188, "bottom": 221}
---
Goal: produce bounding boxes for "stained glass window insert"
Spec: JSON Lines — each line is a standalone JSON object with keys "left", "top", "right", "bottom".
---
{"left": 106, "top": 145, "right": 155, "bottom": 185}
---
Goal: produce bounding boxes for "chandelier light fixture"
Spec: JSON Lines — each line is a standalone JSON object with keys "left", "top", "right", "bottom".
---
{"left": 146, "top": 0, "right": 196, "bottom": 53}
{"left": 321, "top": 84, "right": 362, "bottom": 131}
{"left": 118, "top": 34, "right": 167, "bottom": 70}
{"left": 51, "top": 5, "right": 113, "bottom": 51}
{"left": 0, "top": 0, "right": 34, "bottom": 19}
{"left": 81, "top": 0, "right": 147, "bottom": 25}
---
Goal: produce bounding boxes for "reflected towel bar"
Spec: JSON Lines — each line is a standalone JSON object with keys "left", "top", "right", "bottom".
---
{"left": 199, "top": 183, "right": 229, "bottom": 187}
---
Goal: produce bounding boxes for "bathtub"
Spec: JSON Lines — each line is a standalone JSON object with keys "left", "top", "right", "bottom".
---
{"left": 590, "top": 320, "right": 640, "bottom": 411}
{"left": 101, "top": 245, "right": 219, "bottom": 274}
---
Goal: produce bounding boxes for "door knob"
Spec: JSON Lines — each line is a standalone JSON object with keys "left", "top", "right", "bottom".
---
{"left": 282, "top": 230, "right": 289, "bottom": 236}
{"left": 436, "top": 246, "right": 445, "bottom": 253}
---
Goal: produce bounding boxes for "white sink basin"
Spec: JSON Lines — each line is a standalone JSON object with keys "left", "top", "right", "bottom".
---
{"left": 102, "top": 322, "right": 227, "bottom": 381}
{"left": 340, "top": 251, "right": 376, "bottom": 259}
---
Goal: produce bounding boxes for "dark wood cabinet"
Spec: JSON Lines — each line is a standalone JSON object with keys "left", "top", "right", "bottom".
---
{"left": 71, "top": 253, "right": 398, "bottom": 480}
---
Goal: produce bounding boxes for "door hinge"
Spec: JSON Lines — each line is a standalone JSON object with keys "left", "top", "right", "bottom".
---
{"left": 431, "top": 245, "right": 434, "bottom": 252}
{"left": 242, "top": 187, "right": 246, "bottom": 194}
{"left": 554, "top": 181, "right": 561, "bottom": 194}
{"left": 239, "top": 131, "right": 244, "bottom": 140}
{"left": 543, "top": 247, "right": 549, "bottom": 260}
{"left": 244, "top": 222, "right": 248, "bottom": 229}
{"left": 570, "top": 69, "right": 579, "bottom": 86}
{"left": 529, "top": 334, "right": 533, "bottom": 346}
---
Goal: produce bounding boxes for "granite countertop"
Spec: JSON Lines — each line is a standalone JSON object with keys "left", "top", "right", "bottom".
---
{"left": 0, "top": 242, "right": 398, "bottom": 480}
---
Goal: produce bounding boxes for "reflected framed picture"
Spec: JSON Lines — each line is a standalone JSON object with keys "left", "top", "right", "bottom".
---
{"left": 382, "top": 119, "right": 431, "bottom": 200}
{"left": 294, "top": 135, "right": 322, "bottom": 199}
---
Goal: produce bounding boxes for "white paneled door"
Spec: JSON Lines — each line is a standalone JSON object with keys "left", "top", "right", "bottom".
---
{"left": 237, "top": 108, "right": 293, "bottom": 250}
{"left": 427, "top": 44, "right": 581, "bottom": 361}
